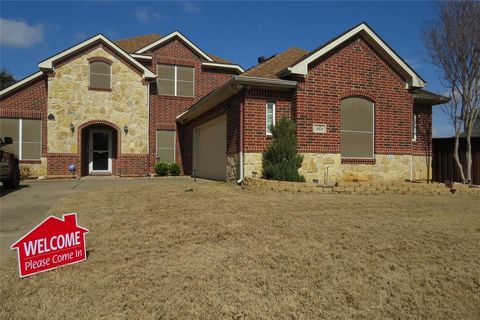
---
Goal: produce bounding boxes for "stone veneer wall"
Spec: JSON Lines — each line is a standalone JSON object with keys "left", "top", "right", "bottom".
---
{"left": 226, "top": 153, "right": 240, "bottom": 182}
{"left": 20, "top": 158, "right": 48, "bottom": 177}
{"left": 243, "top": 152, "right": 431, "bottom": 183}
{"left": 47, "top": 47, "right": 148, "bottom": 155}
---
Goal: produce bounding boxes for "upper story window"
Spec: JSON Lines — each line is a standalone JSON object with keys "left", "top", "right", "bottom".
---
{"left": 89, "top": 61, "right": 111, "bottom": 90}
{"left": 0, "top": 118, "right": 42, "bottom": 160}
{"left": 266, "top": 102, "right": 276, "bottom": 136}
{"left": 341, "top": 97, "right": 374, "bottom": 159}
{"left": 157, "top": 64, "right": 194, "bottom": 97}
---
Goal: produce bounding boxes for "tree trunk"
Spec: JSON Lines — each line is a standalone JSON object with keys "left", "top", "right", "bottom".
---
{"left": 466, "top": 136, "right": 472, "bottom": 184}
{"left": 453, "top": 131, "right": 466, "bottom": 183}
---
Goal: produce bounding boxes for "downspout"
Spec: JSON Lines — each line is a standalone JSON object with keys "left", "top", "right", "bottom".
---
{"left": 410, "top": 96, "right": 414, "bottom": 182}
{"left": 146, "top": 81, "right": 151, "bottom": 176}
{"left": 236, "top": 100, "right": 244, "bottom": 184}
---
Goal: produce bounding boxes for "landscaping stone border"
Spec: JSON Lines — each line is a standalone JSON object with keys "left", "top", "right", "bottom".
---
{"left": 242, "top": 177, "right": 480, "bottom": 196}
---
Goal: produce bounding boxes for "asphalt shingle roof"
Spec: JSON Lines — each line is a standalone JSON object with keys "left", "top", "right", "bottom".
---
{"left": 413, "top": 89, "right": 450, "bottom": 105}
{"left": 241, "top": 48, "right": 309, "bottom": 79}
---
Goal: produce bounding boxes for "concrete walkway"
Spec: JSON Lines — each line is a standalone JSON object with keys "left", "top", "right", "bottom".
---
{"left": 0, "top": 177, "right": 190, "bottom": 264}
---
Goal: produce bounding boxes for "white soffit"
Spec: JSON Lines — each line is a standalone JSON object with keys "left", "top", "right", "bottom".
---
{"left": 201, "top": 62, "right": 244, "bottom": 73}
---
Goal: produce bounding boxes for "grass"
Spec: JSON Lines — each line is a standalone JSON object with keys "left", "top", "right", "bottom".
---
{"left": 1, "top": 179, "right": 479, "bottom": 319}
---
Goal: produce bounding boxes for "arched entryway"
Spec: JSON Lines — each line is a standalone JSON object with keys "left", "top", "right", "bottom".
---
{"left": 79, "top": 121, "right": 120, "bottom": 176}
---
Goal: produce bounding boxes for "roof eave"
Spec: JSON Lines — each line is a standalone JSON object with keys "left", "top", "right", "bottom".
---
{"left": 201, "top": 62, "right": 245, "bottom": 73}
{"left": 135, "top": 31, "right": 214, "bottom": 62}
{"left": 0, "top": 71, "right": 45, "bottom": 98}
{"left": 413, "top": 96, "right": 451, "bottom": 106}
{"left": 177, "top": 76, "right": 297, "bottom": 123}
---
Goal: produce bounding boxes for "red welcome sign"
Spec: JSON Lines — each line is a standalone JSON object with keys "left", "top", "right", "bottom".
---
{"left": 10, "top": 213, "right": 89, "bottom": 278}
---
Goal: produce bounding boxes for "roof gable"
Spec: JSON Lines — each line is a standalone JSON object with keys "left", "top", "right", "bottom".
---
{"left": 135, "top": 31, "right": 214, "bottom": 62}
{"left": 38, "top": 34, "right": 156, "bottom": 79}
{"left": 283, "top": 22, "right": 425, "bottom": 88}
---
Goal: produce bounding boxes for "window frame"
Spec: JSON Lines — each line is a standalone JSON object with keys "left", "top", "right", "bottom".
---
{"left": 0, "top": 118, "right": 42, "bottom": 161}
{"left": 340, "top": 98, "right": 375, "bottom": 159}
{"left": 156, "top": 64, "right": 195, "bottom": 98}
{"left": 89, "top": 61, "right": 112, "bottom": 90}
{"left": 266, "top": 102, "right": 276, "bottom": 136}
{"left": 156, "top": 130, "right": 176, "bottom": 163}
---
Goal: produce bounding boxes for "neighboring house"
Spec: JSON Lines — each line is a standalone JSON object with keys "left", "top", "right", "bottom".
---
{"left": 0, "top": 22, "right": 448, "bottom": 182}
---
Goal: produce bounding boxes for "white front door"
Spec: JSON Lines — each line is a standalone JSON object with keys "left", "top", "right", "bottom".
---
{"left": 89, "top": 129, "right": 112, "bottom": 174}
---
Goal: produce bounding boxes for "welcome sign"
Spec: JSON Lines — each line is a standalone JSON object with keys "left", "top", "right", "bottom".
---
{"left": 10, "top": 213, "right": 89, "bottom": 278}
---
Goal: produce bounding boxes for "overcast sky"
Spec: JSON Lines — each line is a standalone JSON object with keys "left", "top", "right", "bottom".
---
{"left": 0, "top": 1, "right": 453, "bottom": 137}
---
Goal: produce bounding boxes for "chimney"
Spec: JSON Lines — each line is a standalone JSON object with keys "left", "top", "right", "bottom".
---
{"left": 63, "top": 214, "right": 77, "bottom": 227}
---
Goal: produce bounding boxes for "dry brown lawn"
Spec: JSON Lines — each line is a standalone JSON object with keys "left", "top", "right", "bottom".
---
{"left": 1, "top": 179, "right": 479, "bottom": 319}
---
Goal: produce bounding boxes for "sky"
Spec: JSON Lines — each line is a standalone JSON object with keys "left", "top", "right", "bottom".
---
{"left": 0, "top": 0, "right": 453, "bottom": 137}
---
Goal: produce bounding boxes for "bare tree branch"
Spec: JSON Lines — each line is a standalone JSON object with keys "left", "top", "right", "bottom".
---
{"left": 423, "top": 0, "right": 480, "bottom": 184}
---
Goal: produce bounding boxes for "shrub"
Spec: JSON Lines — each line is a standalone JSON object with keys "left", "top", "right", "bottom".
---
{"left": 262, "top": 117, "right": 305, "bottom": 182}
{"left": 169, "top": 163, "right": 181, "bottom": 176}
{"left": 154, "top": 162, "right": 170, "bottom": 176}
{"left": 19, "top": 165, "right": 33, "bottom": 179}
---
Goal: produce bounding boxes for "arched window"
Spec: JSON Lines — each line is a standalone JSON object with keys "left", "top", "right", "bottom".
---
{"left": 89, "top": 61, "right": 111, "bottom": 90}
{"left": 341, "top": 97, "right": 374, "bottom": 158}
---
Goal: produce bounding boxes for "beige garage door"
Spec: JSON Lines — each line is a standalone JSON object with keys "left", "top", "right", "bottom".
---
{"left": 193, "top": 115, "right": 227, "bottom": 181}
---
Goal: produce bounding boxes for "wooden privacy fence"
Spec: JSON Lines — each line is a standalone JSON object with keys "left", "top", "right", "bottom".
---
{"left": 432, "top": 137, "right": 480, "bottom": 185}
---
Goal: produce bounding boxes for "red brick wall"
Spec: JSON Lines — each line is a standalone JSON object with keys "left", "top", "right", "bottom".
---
{"left": 243, "top": 89, "right": 293, "bottom": 152}
{"left": 147, "top": 38, "right": 236, "bottom": 173}
{"left": 413, "top": 104, "right": 432, "bottom": 155}
{"left": 294, "top": 36, "right": 414, "bottom": 156}
{"left": 0, "top": 76, "right": 48, "bottom": 160}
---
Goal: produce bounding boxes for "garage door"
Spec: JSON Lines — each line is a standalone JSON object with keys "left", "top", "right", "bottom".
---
{"left": 193, "top": 115, "right": 227, "bottom": 181}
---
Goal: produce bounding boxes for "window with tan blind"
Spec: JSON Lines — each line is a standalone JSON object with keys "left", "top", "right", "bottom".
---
{"left": 89, "top": 61, "right": 111, "bottom": 89}
{"left": 0, "top": 118, "right": 41, "bottom": 160}
{"left": 157, "top": 64, "right": 194, "bottom": 97}
{"left": 156, "top": 130, "right": 175, "bottom": 163}
{"left": 340, "top": 97, "right": 374, "bottom": 158}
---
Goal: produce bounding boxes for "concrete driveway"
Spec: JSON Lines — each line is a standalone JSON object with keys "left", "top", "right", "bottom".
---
{"left": 0, "top": 177, "right": 180, "bottom": 265}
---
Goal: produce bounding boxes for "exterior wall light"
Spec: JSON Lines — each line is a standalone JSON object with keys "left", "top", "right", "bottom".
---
{"left": 69, "top": 123, "right": 75, "bottom": 133}
{"left": 48, "top": 114, "right": 55, "bottom": 120}
{"left": 123, "top": 125, "right": 128, "bottom": 135}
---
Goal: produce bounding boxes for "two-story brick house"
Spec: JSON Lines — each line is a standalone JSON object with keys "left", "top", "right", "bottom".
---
{"left": 0, "top": 31, "right": 243, "bottom": 177}
{"left": 0, "top": 23, "right": 447, "bottom": 182}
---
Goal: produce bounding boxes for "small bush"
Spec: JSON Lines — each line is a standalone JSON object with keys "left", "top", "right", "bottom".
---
{"left": 169, "top": 163, "right": 181, "bottom": 176}
{"left": 19, "top": 165, "right": 33, "bottom": 179}
{"left": 154, "top": 162, "right": 170, "bottom": 176}
{"left": 262, "top": 117, "right": 305, "bottom": 182}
